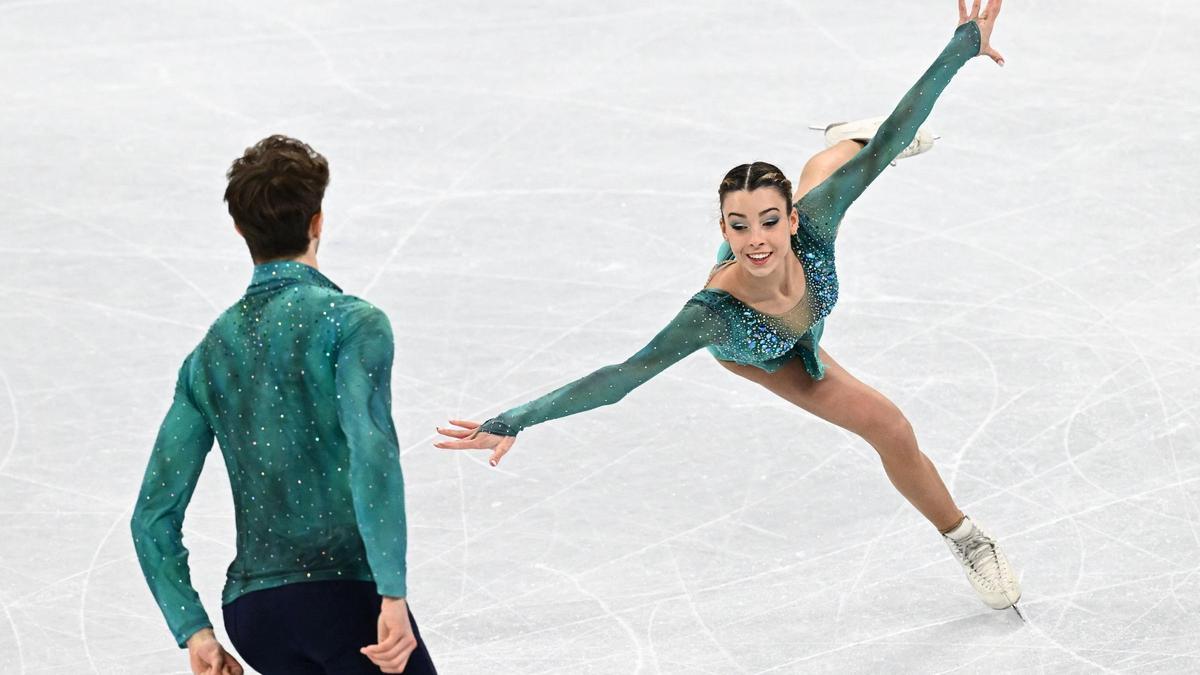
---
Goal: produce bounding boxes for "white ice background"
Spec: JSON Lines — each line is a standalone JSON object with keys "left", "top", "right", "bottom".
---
{"left": 2, "top": 0, "right": 1199, "bottom": 673}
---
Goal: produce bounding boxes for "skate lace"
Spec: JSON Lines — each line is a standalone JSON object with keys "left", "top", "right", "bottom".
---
{"left": 952, "top": 530, "right": 1002, "bottom": 587}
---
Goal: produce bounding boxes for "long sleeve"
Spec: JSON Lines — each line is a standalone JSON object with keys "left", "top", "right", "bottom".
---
{"left": 796, "top": 20, "right": 981, "bottom": 245}
{"left": 335, "top": 306, "right": 408, "bottom": 598}
{"left": 130, "top": 355, "right": 215, "bottom": 648}
{"left": 478, "top": 299, "right": 728, "bottom": 436}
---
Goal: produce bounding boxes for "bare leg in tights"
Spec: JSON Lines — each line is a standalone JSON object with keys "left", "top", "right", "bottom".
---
{"left": 716, "top": 139, "right": 965, "bottom": 533}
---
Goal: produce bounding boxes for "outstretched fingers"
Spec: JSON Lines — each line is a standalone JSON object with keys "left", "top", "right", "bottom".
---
{"left": 434, "top": 436, "right": 490, "bottom": 449}
{"left": 436, "top": 426, "right": 474, "bottom": 439}
{"left": 434, "top": 419, "right": 517, "bottom": 465}
{"left": 434, "top": 426, "right": 516, "bottom": 466}
{"left": 434, "top": 418, "right": 480, "bottom": 440}
{"left": 979, "top": 0, "right": 1004, "bottom": 65}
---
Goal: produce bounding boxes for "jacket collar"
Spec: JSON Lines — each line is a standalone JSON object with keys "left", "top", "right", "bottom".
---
{"left": 247, "top": 261, "right": 342, "bottom": 295}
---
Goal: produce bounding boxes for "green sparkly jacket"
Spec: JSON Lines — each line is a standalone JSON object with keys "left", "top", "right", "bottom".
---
{"left": 130, "top": 262, "right": 408, "bottom": 648}
{"left": 480, "top": 21, "right": 982, "bottom": 437}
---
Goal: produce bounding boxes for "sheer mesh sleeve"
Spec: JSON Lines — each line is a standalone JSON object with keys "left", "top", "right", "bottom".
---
{"left": 478, "top": 299, "right": 728, "bottom": 436}
{"left": 129, "top": 354, "right": 215, "bottom": 648}
{"left": 334, "top": 305, "right": 408, "bottom": 598}
{"left": 796, "top": 20, "right": 982, "bottom": 245}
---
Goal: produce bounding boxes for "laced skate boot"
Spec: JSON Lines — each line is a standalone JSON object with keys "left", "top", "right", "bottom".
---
{"left": 809, "top": 116, "right": 937, "bottom": 164}
{"left": 942, "top": 515, "right": 1024, "bottom": 619}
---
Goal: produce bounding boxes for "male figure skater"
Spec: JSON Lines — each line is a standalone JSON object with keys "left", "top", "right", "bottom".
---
{"left": 130, "top": 135, "right": 436, "bottom": 674}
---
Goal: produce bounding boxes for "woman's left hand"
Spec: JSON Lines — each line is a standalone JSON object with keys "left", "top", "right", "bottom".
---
{"left": 959, "top": 0, "right": 1004, "bottom": 66}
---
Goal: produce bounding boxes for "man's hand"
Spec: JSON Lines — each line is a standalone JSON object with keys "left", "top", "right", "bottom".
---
{"left": 186, "top": 628, "right": 244, "bottom": 675}
{"left": 360, "top": 596, "right": 419, "bottom": 673}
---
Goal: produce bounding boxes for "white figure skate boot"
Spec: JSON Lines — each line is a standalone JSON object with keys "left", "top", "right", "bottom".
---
{"left": 810, "top": 116, "right": 937, "bottom": 164}
{"left": 942, "top": 515, "right": 1024, "bottom": 620}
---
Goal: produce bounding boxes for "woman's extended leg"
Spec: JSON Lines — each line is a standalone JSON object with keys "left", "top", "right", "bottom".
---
{"left": 716, "top": 352, "right": 963, "bottom": 531}
{"left": 793, "top": 140, "right": 863, "bottom": 201}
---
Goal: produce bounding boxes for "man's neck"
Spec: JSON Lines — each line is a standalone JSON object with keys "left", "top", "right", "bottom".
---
{"left": 290, "top": 252, "right": 319, "bottom": 270}
{"left": 257, "top": 253, "right": 319, "bottom": 269}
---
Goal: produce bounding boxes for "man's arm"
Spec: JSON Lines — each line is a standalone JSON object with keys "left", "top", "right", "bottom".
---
{"left": 129, "top": 354, "right": 215, "bottom": 648}
{"left": 335, "top": 304, "right": 408, "bottom": 598}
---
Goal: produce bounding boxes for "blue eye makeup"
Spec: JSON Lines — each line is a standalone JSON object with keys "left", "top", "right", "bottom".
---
{"left": 729, "top": 219, "right": 777, "bottom": 231}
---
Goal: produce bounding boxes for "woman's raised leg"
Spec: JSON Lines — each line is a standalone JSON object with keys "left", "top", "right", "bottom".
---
{"left": 716, "top": 351, "right": 963, "bottom": 531}
{"left": 793, "top": 140, "right": 864, "bottom": 202}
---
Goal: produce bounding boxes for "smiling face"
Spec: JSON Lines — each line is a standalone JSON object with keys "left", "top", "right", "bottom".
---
{"left": 720, "top": 188, "right": 799, "bottom": 278}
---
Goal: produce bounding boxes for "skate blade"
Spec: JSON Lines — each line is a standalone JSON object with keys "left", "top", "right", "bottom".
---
{"left": 1001, "top": 590, "right": 1026, "bottom": 622}
{"left": 1010, "top": 603, "right": 1026, "bottom": 622}
{"left": 809, "top": 122, "right": 848, "bottom": 132}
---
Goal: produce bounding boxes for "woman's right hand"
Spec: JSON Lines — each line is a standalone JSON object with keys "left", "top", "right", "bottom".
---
{"left": 958, "top": 0, "right": 1004, "bottom": 66}
{"left": 435, "top": 419, "right": 517, "bottom": 466}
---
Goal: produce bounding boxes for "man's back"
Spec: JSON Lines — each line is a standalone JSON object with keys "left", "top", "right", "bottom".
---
{"left": 131, "top": 260, "right": 408, "bottom": 647}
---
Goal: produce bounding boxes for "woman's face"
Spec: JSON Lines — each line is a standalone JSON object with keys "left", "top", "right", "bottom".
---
{"left": 720, "top": 188, "right": 799, "bottom": 278}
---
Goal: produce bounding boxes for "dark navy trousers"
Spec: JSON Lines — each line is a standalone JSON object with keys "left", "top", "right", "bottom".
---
{"left": 221, "top": 579, "right": 437, "bottom": 674}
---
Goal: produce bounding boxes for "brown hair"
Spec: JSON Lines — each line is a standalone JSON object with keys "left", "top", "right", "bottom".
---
{"left": 224, "top": 135, "right": 330, "bottom": 262}
{"left": 718, "top": 162, "right": 793, "bottom": 216}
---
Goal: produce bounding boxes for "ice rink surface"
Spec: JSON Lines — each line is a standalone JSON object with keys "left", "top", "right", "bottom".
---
{"left": 2, "top": 0, "right": 1199, "bottom": 672}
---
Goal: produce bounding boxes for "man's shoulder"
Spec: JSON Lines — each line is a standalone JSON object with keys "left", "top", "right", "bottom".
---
{"left": 198, "top": 289, "right": 391, "bottom": 349}
{"left": 333, "top": 293, "right": 389, "bottom": 325}
{"left": 340, "top": 300, "right": 395, "bottom": 348}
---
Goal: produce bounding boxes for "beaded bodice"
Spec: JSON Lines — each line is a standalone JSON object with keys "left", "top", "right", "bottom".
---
{"left": 692, "top": 219, "right": 839, "bottom": 372}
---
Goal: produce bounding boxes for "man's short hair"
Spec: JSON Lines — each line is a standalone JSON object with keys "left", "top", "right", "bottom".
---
{"left": 224, "top": 135, "right": 330, "bottom": 262}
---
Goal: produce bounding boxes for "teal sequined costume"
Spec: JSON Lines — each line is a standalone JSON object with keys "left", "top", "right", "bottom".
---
{"left": 479, "top": 21, "right": 982, "bottom": 438}
{"left": 130, "top": 262, "right": 409, "bottom": 648}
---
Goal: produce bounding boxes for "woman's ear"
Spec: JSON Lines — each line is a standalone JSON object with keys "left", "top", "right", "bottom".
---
{"left": 719, "top": 217, "right": 728, "bottom": 241}
{"left": 790, "top": 208, "right": 799, "bottom": 235}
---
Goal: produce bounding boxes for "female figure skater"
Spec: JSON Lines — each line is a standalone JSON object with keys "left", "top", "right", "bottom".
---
{"left": 436, "top": 0, "right": 1021, "bottom": 615}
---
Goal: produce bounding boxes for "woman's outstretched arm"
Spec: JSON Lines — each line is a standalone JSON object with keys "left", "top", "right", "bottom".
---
{"left": 797, "top": 0, "right": 1004, "bottom": 245}
{"left": 435, "top": 299, "right": 727, "bottom": 466}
